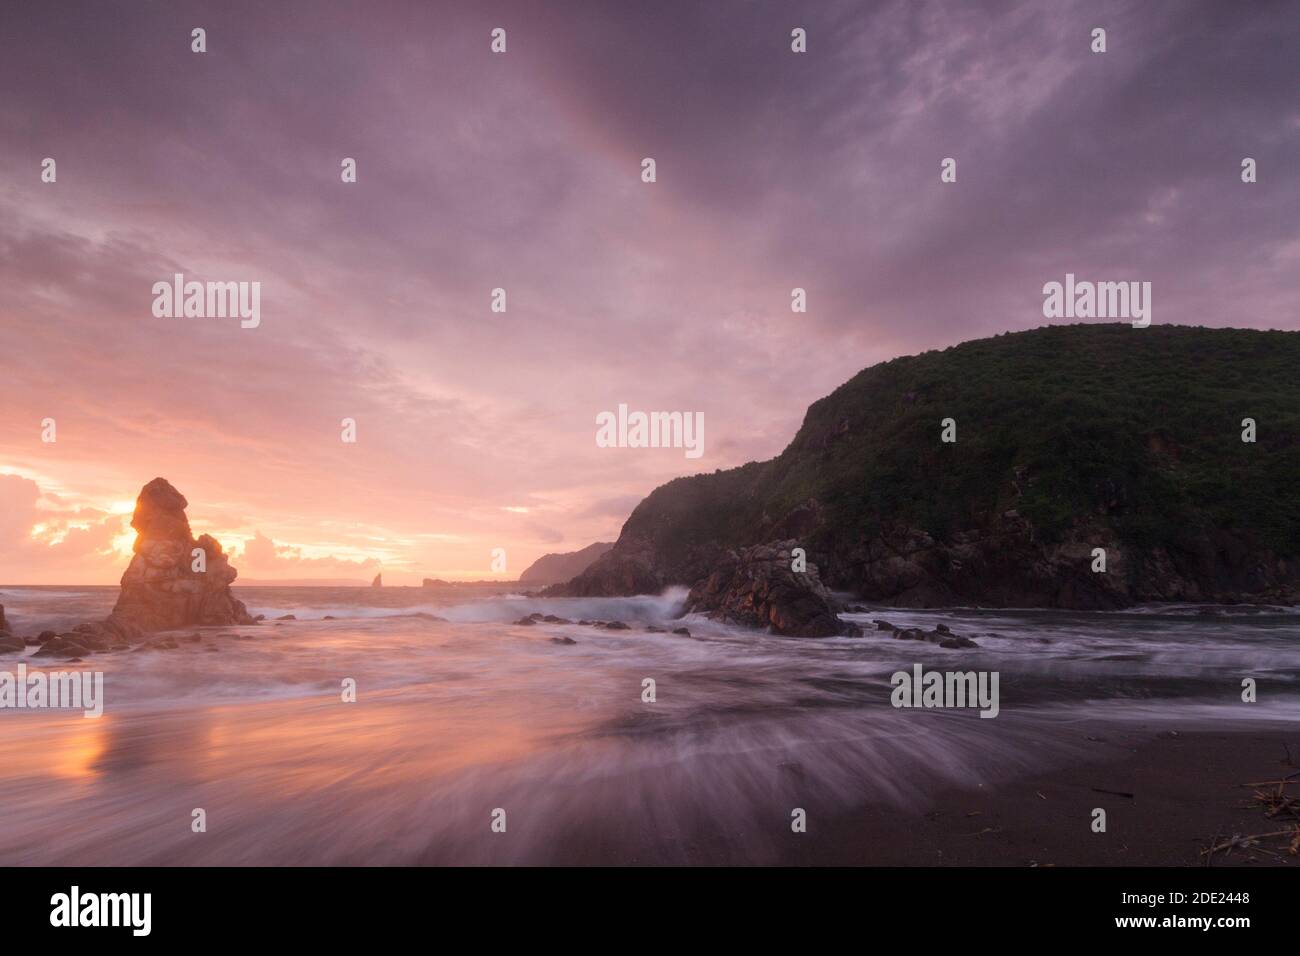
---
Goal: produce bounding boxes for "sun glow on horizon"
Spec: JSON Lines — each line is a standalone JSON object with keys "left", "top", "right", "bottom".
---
{"left": 1, "top": 464, "right": 607, "bottom": 586}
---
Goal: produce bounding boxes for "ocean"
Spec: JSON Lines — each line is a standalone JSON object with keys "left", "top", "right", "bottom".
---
{"left": 1, "top": 585, "right": 1297, "bottom": 864}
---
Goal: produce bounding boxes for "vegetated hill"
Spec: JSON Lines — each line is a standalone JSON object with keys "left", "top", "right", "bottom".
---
{"left": 519, "top": 542, "right": 615, "bottom": 584}
{"left": 553, "top": 324, "right": 1300, "bottom": 609}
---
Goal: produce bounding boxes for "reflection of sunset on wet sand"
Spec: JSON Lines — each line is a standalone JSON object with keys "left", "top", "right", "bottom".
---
{"left": 0, "top": 689, "right": 592, "bottom": 864}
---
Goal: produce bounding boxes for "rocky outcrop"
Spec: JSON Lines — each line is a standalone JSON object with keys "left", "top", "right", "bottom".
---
{"left": 683, "top": 541, "right": 857, "bottom": 637}
{"left": 108, "top": 478, "right": 254, "bottom": 633}
{"left": 0, "top": 479, "right": 256, "bottom": 660}
{"left": 371, "top": 573, "right": 382, "bottom": 587}
{"left": 519, "top": 542, "right": 615, "bottom": 585}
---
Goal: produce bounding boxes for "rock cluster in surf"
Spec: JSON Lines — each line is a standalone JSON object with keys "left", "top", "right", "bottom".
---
{"left": 682, "top": 541, "right": 857, "bottom": 637}
{"left": 108, "top": 477, "right": 255, "bottom": 633}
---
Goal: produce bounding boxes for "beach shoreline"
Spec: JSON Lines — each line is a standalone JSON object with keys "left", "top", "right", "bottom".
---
{"left": 767, "top": 726, "right": 1299, "bottom": 868}
{"left": 1, "top": 583, "right": 1296, "bottom": 866}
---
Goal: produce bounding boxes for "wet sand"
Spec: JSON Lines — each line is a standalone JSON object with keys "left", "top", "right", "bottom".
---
{"left": 2, "top": 697, "right": 1295, "bottom": 866}
{"left": 770, "top": 727, "right": 1299, "bottom": 867}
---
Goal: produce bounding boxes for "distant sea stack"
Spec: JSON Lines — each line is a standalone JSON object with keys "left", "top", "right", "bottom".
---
{"left": 372, "top": 573, "right": 382, "bottom": 588}
{"left": 520, "top": 542, "right": 615, "bottom": 585}
{"left": 109, "top": 477, "right": 255, "bottom": 632}
{"left": 550, "top": 325, "right": 1300, "bottom": 613}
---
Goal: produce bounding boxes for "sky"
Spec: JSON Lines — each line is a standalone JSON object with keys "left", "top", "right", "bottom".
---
{"left": 0, "top": 0, "right": 1296, "bottom": 584}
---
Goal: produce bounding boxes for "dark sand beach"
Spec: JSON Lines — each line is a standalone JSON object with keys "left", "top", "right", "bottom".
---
{"left": 776, "top": 728, "right": 1298, "bottom": 867}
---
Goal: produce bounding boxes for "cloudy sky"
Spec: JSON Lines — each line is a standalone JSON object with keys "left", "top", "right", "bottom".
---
{"left": 0, "top": 0, "right": 1296, "bottom": 584}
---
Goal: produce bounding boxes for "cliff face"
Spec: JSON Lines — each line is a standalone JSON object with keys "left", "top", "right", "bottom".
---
{"left": 519, "top": 542, "right": 615, "bottom": 584}
{"left": 553, "top": 325, "right": 1300, "bottom": 610}
{"left": 109, "top": 478, "right": 254, "bottom": 632}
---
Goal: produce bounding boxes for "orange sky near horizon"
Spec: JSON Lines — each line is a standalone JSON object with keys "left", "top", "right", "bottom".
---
{"left": 0, "top": 457, "right": 646, "bottom": 586}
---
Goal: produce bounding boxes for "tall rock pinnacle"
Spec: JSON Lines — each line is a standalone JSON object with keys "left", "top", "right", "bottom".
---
{"left": 109, "top": 477, "right": 254, "bottom": 632}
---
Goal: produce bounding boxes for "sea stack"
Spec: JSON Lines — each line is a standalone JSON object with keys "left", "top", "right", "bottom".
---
{"left": 108, "top": 477, "right": 254, "bottom": 632}
{"left": 371, "top": 573, "right": 382, "bottom": 588}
